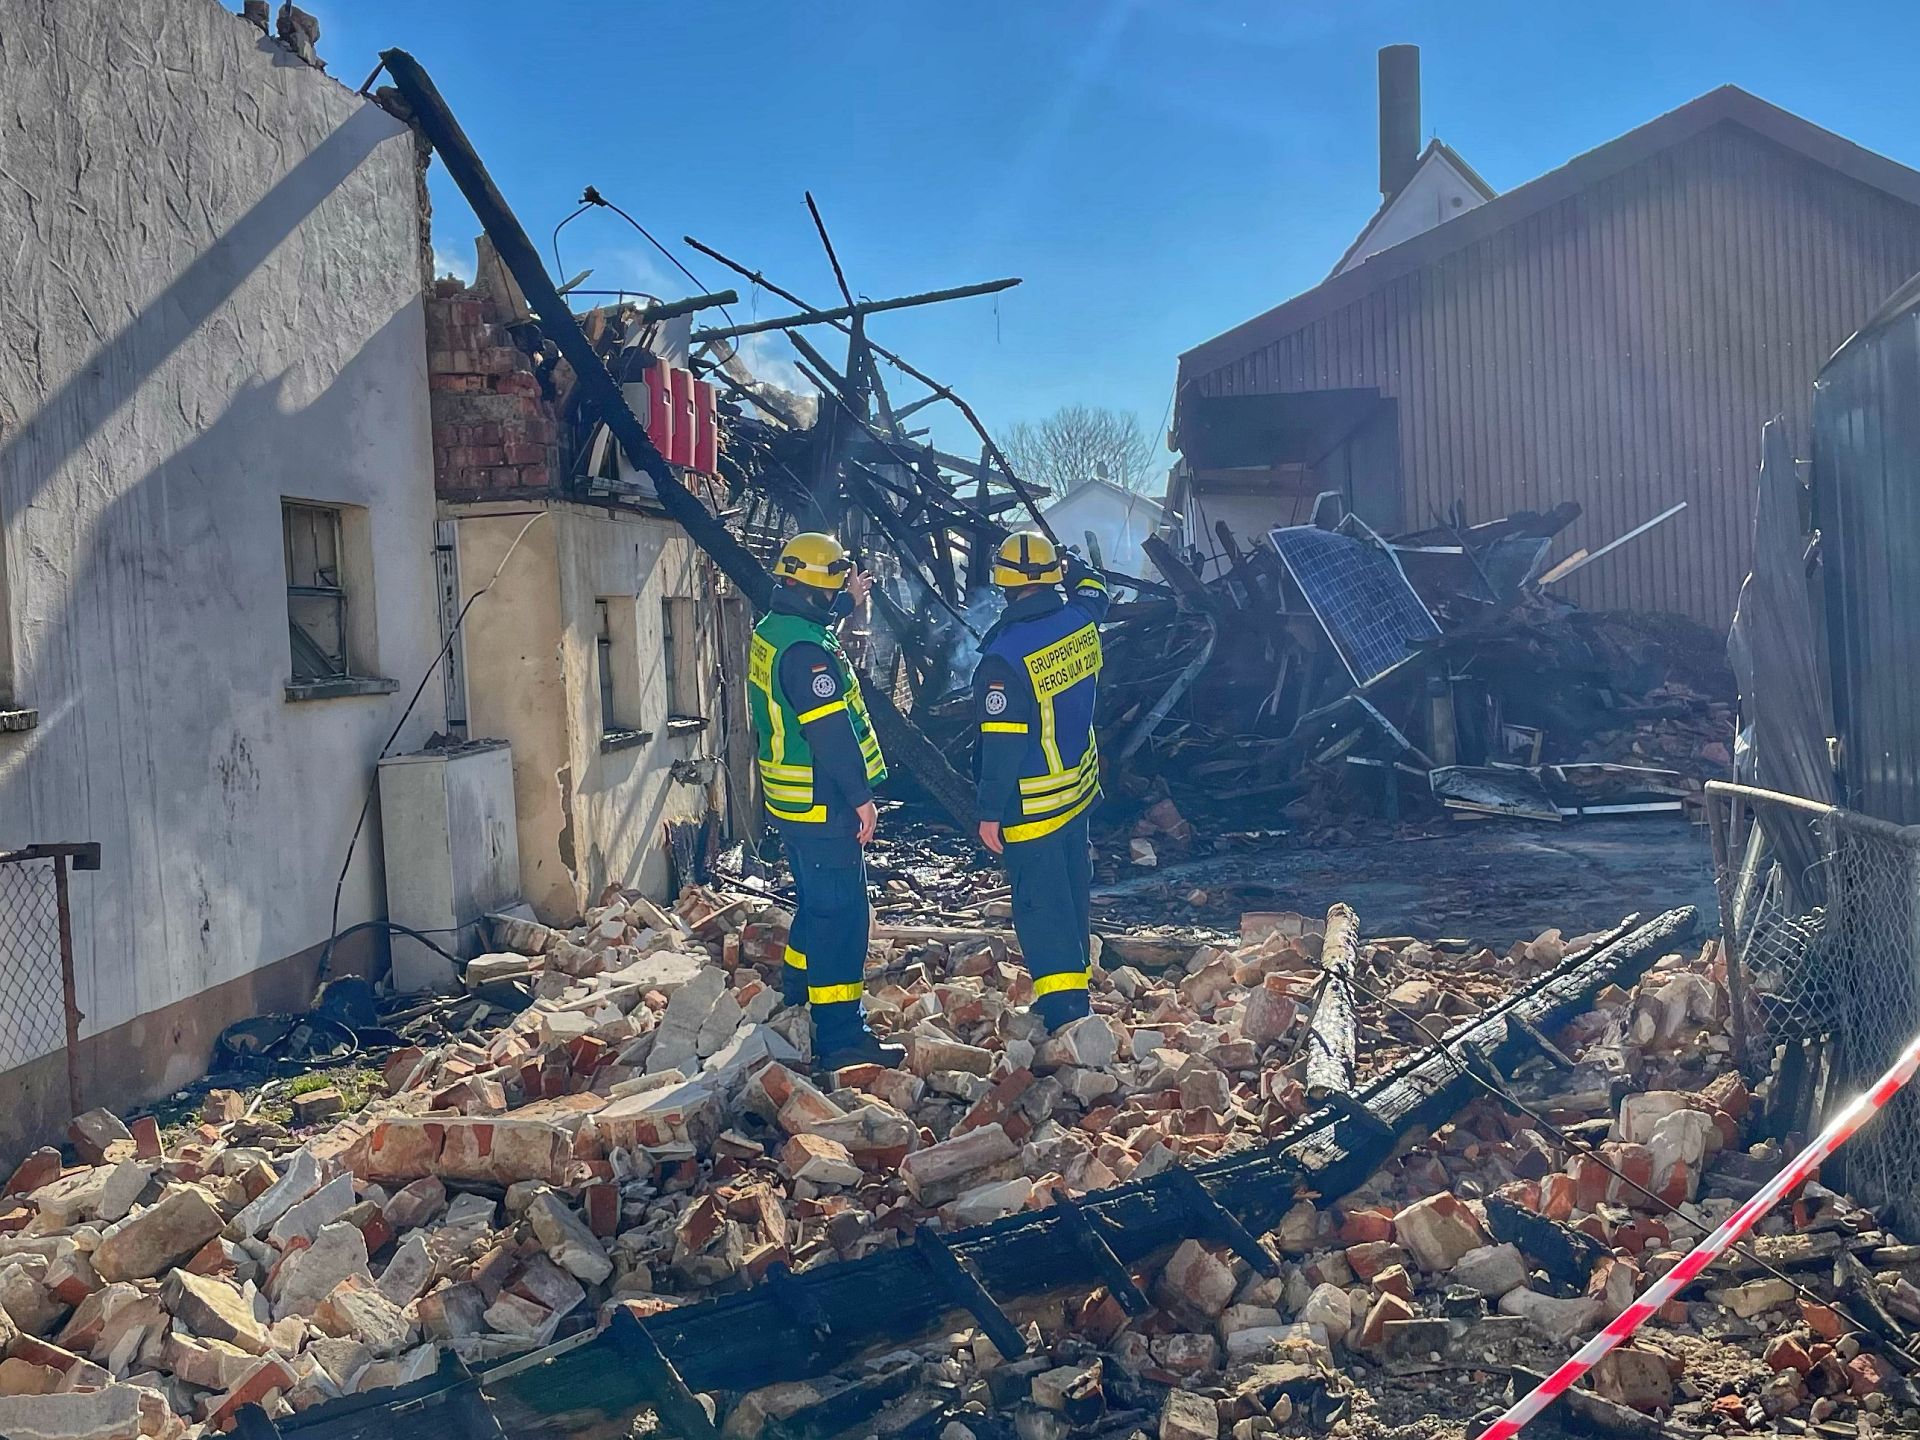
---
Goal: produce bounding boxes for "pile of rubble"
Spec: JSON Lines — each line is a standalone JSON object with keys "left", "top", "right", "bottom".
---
{"left": 711, "top": 947, "right": 1920, "bottom": 1440}
{"left": 0, "top": 884, "right": 1909, "bottom": 1439}
{"left": 900, "top": 505, "right": 1737, "bottom": 842}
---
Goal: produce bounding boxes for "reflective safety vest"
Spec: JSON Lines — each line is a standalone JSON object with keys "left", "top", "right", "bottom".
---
{"left": 982, "top": 603, "right": 1103, "bottom": 843}
{"left": 747, "top": 610, "right": 887, "bottom": 825}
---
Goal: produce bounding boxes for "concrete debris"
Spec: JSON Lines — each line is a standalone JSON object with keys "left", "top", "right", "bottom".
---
{"left": 0, "top": 884, "right": 1909, "bottom": 1440}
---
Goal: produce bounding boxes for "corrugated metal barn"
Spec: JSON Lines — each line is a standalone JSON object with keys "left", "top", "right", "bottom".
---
{"left": 1175, "top": 85, "right": 1920, "bottom": 627}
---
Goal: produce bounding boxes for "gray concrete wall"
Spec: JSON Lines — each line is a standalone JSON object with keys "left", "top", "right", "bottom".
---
{"left": 0, "top": 1, "right": 442, "bottom": 1095}
{"left": 452, "top": 502, "right": 724, "bottom": 922}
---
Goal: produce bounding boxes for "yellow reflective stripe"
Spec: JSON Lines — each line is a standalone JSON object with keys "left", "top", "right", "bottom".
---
{"left": 1032, "top": 970, "right": 1090, "bottom": 997}
{"left": 981, "top": 721, "right": 1030, "bottom": 734}
{"left": 764, "top": 783, "right": 816, "bottom": 804}
{"left": 1019, "top": 752, "right": 1099, "bottom": 794}
{"left": 752, "top": 635, "right": 789, "bottom": 767}
{"left": 1021, "top": 770, "right": 1099, "bottom": 817}
{"left": 783, "top": 946, "right": 807, "bottom": 971}
{"left": 796, "top": 699, "right": 847, "bottom": 725}
{"left": 767, "top": 800, "right": 828, "bottom": 823}
{"left": 761, "top": 760, "right": 812, "bottom": 780}
{"left": 1021, "top": 767, "right": 1098, "bottom": 806}
{"left": 1039, "top": 691, "right": 1062, "bottom": 774}
{"left": 808, "top": 982, "right": 863, "bottom": 1005}
{"left": 1004, "top": 787, "right": 1097, "bottom": 843}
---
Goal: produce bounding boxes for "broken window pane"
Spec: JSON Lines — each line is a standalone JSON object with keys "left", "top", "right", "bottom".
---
{"left": 597, "top": 599, "right": 617, "bottom": 732}
{"left": 283, "top": 502, "right": 349, "bottom": 681}
{"left": 663, "top": 595, "right": 700, "bottom": 719}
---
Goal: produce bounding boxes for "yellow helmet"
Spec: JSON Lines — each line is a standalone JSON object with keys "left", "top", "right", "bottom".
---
{"left": 992, "top": 531, "right": 1064, "bottom": 588}
{"left": 774, "top": 531, "right": 853, "bottom": 591}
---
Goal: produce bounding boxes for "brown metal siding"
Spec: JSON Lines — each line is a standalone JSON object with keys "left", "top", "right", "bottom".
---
{"left": 1192, "top": 123, "right": 1920, "bottom": 625}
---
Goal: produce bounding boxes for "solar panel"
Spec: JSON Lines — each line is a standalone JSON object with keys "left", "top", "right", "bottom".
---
{"left": 1270, "top": 524, "right": 1440, "bottom": 684}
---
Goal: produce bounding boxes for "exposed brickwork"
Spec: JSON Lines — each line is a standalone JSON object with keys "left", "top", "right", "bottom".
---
{"left": 426, "top": 282, "right": 566, "bottom": 500}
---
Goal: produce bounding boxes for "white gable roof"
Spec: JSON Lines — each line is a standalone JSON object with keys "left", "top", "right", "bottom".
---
{"left": 1333, "top": 140, "right": 1496, "bottom": 277}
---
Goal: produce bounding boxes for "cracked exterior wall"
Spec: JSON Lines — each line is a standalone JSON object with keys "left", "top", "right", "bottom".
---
{"left": 450, "top": 502, "right": 723, "bottom": 923}
{"left": 0, "top": 1, "right": 443, "bottom": 1112}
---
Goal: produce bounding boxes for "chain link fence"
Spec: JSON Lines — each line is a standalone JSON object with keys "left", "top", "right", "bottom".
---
{"left": 1707, "top": 783, "right": 1920, "bottom": 1229}
{"left": 0, "top": 845, "right": 95, "bottom": 1116}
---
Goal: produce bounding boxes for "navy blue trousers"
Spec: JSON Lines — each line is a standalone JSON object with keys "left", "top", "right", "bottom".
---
{"left": 778, "top": 827, "right": 871, "bottom": 1052}
{"left": 1005, "top": 812, "right": 1093, "bottom": 1030}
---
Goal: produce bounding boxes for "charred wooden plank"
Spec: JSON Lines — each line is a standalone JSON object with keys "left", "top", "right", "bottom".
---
{"left": 915, "top": 1225, "right": 1028, "bottom": 1360}
{"left": 1141, "top": 535, "right": 1212, "bottom": 606}
{"left": 691, "top": 277, "right": 1021, "bottom": 343}
{"left": 859, "top": 675, "right": 975, "bottom": 830}
{"left": 682, "top": 236, "right": 1058, "bottom": 542}
{"left": 1306, "top": 903, "right": 1360, "bottom": 1098}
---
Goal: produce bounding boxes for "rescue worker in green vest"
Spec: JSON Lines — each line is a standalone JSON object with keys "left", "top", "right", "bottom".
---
{"left": 972, "top": 531, "right": 1110, "bottom": 1032}
{"left": 748, "top": 532, "right": 902, "bottom": 1072}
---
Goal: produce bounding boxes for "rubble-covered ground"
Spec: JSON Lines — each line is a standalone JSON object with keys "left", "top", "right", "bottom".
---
{"left": 0, "top": 878, "right": 1915, "bottom": 1440}
{"left": 838, "top": 804, "right": 1719, "bottom": 954}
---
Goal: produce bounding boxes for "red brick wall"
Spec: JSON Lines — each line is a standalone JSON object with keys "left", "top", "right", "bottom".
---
{"left": 426, "top": 283, "right": 564, "bottom": 500}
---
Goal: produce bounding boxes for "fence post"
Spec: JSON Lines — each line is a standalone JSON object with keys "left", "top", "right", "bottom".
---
{"left": 1706, "top": 788, "right": 1756, "bottom": 1079}
{"left": 52, "top": 855, "right": 81, "bottom": 1117}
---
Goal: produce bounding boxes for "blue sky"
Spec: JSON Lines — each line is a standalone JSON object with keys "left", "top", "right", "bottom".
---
{"left": 313, "top": 1, "right": 1920, "bottom": 458}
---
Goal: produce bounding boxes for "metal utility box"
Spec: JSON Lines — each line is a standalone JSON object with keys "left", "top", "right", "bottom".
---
{"left": 377, "top": 741, "right": 521, "bottom": 991}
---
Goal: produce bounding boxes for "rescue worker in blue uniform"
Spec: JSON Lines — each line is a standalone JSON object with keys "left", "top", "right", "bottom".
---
{"left": 747, "top": 532, "right": 904, "bottom": 1072}
{"left": 971, "top": 531, "right": 1110, "bottom": 1031}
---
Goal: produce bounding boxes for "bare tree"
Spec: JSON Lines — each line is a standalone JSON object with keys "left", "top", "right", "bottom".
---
{"left": 1000, "top": 404, "right": 1158, "bottom": 495}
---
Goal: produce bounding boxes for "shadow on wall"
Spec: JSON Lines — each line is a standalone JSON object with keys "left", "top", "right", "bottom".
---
{"left": 5, "top": 304, "right": 432, "bottom": 1149}
{"left": 583, "top": 745, "right": 696, "bottom": 906}
{"left": 0, "top": 104, "right": 398, "bottom": 513}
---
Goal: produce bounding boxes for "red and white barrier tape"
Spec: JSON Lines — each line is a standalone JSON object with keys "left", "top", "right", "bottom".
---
{"left": 1474, "top": 1029, "right": 1920, "bottom": 1440}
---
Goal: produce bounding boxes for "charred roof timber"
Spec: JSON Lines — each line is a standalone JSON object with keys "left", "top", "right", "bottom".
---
{"left": 1378, "top": 43, "right": 1422, "bottom": 199}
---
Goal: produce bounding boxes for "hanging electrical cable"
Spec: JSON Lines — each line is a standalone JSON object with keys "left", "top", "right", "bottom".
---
{"left": 550, "top": 200, "right": 591, "bottom": 282}
{"left": 577, "top": 185, "right": 741, "bottom": 338}
{"left": 314, "top": 511, "right": 551, "bottom": 991}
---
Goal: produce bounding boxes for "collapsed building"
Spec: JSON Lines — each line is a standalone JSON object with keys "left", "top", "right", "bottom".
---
{"left": 5, "top": 8, "right": 1920, "bottom": 1440}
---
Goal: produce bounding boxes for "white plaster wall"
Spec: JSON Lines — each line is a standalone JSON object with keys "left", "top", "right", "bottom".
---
{"left": 1042, "top": 485, "right": 1164, "bottom": 577}
{"left": 1337, "top": 151, "right": 1491, "bottom": 273}
{"left": 0, "top": 1, "right": 443, "bottom": 1049}
{"left": 1185, "top": 490, "right": 1320, "bottom": 560}
{"left": 451, "top": 503, "right": 720, "bottom": 923}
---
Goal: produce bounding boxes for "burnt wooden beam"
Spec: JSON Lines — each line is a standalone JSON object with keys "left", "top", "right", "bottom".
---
{"left": 1141, "top": 535, "right": 1213, "bottom": 608}
{"left": 692, "top": 278, "right": 1022, "bottom": 343}
{"left": 378, "top": 51, "right": 772, "bottom": 613}
{"left": 858, "top": 668, "right": 976, "bottom": 830}
{"left": 682, "top": 234, "right": 1059, "bottom": 543}
{"left": 1305, "top": 903, "right": 1360, "bottom": 1098}
{"left": 843, "top": 467, "right": 979, "bottom": 640}
{"left": 1112, "top": 613, "right": 1216, "bottom": 764}
{"left": 633, "top": 289, "right": 739, "bottom": 323}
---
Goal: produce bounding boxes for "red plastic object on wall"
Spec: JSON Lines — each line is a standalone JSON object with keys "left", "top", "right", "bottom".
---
{"left": 692, "top": 380, "right": 718, "bottom": 475}
{"left": 668, "top": 367, "right": 696, "bottom": 468}
{"left": 643, "top": 363, "right": 674, "bottom": 461}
